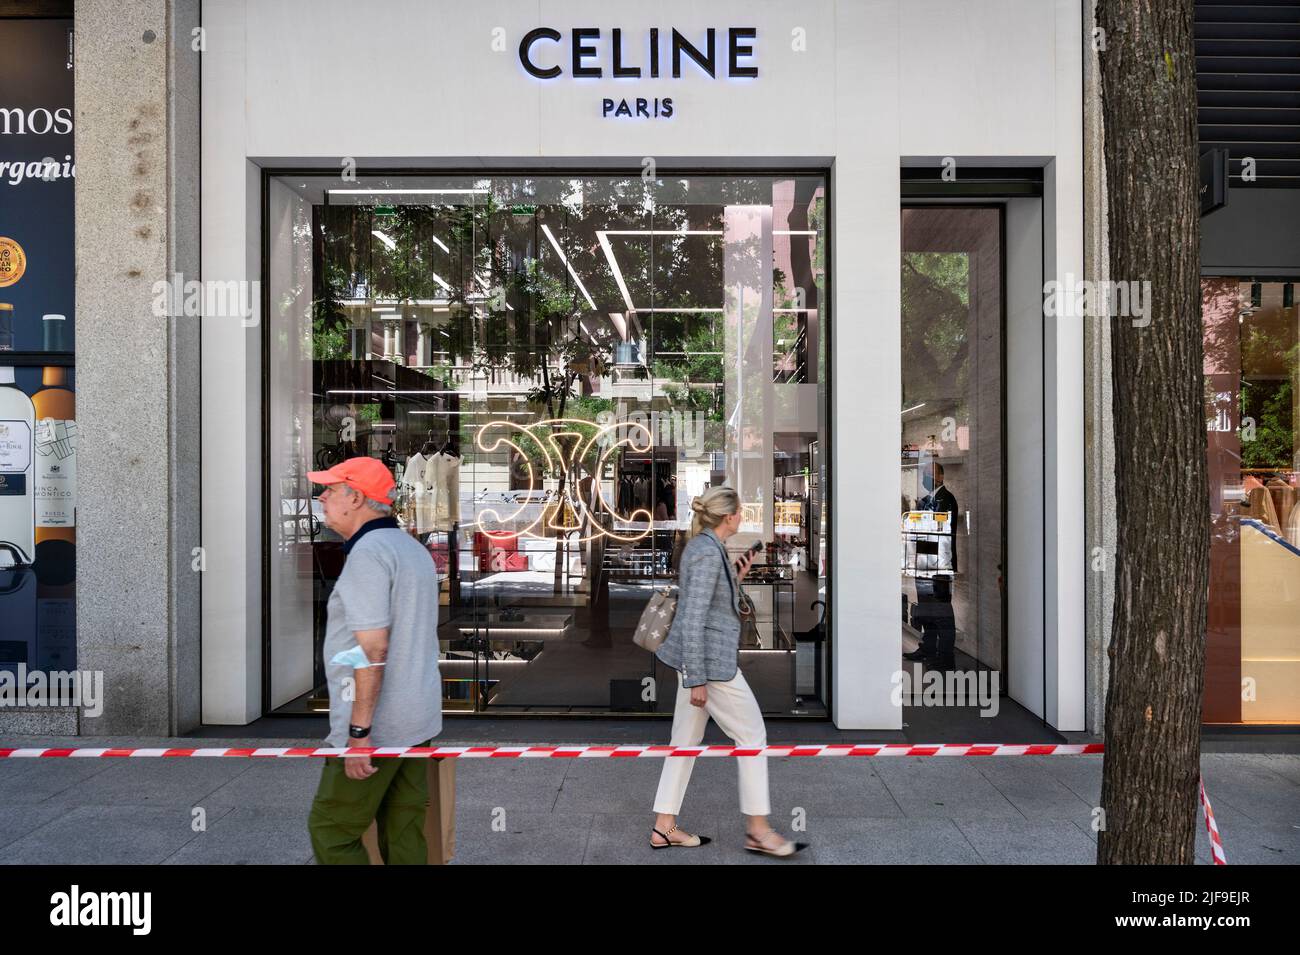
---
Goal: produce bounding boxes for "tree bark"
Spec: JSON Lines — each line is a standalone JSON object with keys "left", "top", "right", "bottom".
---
{"left": 1095, "top": 0, "right": 1208, "bottom": 864}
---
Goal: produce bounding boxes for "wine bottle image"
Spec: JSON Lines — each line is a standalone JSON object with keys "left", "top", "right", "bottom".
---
{"left": 0, "top": 564, "right": 37, "bottom": 677}
{"left": 35, "top": 541, "right": 75, "bottom": 675}
{"left": 34, "top": 314, "right": 75, "bottom": 544}
{"left": 0, "top": 302, "right": 36, "bottom": 567}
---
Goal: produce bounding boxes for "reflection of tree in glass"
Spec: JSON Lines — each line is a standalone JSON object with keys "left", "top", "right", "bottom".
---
{"left": 1201, "top": 279, "right": 1300, "bottom": 470}
{"left": 902, "top": 251, "right": 970, "bottom": 416}
{"left": 1240, "top": 296, "right": 1299, "bottom": 470}
{"left": 311, "top": 178, "right": 811, "bottom": 585}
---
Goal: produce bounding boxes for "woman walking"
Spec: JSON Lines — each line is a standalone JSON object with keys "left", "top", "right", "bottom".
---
{"left": 649, "top": 486, "right": 805, "bottom": 857}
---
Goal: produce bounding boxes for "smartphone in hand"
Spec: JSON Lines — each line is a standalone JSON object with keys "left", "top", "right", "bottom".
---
{"left": 736, "top": 540, "right": 763, "bottom": 571}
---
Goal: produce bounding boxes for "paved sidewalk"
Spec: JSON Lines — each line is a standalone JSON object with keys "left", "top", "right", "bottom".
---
{"left": 0, "top": 738, "right": 1296, "bottom": 864}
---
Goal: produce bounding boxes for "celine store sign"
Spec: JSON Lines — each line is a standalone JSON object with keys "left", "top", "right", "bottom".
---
{"left": 517, "top": 26, "right": 758, "bottom": 118}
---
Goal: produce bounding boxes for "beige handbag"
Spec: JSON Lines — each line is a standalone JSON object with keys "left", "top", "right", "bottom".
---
{"left": 633, "top": 587, "right": 677, "bottom": 651}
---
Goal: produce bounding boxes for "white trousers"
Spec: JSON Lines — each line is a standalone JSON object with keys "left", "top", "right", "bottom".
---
{"left": 652, "top": 668, "right": 771, "bottom": 816}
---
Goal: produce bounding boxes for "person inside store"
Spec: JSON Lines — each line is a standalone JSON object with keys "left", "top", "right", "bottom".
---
{"left": 305, "top": 456, "right": 444, "bottom": 865}
{"left": 649, "top": 486, "right": 808, "bottom": 857}
{"left": 917, "top": 462, "right": 957, "bottom": 520}
{"left": 905, "top": 462, "right": 958, "bottom": 668}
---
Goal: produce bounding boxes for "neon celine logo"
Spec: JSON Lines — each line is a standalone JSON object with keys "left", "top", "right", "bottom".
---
{"left": 518, "top": 27, "right": 758, "bottom": 80}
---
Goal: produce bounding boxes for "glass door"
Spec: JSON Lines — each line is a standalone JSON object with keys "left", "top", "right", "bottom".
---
{"left": 900, "top": 206, "right": 1004, "bottom": 700}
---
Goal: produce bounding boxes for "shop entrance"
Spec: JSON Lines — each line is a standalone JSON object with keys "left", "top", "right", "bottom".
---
{"left": 900, "top": 206, "right": 1007, "bottom": 711}
{"left": 265, "top": 172, "right": 831, "bottom": 719}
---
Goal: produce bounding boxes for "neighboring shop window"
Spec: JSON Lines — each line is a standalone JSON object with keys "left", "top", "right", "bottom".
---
{"left": 0, "top": 17, "right": 77, "bottom": 690}
{"left": 1203, "top": 278, "right": 1300, "bottom": 722}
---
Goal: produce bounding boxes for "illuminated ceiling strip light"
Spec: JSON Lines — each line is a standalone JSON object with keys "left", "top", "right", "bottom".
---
{"left": 621, "top": 307, "right": 817, "bottom": 314}
{"left": 328, "top": 389, "right": 481, "bottom": 395}
{"left": 345, "top": 299, "right": 453, "bottom": 307}
{"left": 371, "top": 230, "right": 396, "bottom": 251}
{"left": 597, "top": 226, "right": 816, "bottom": 319}
{"left": 600, "top": 230, "right": 722, "bottom": 236}
{"left": 633, "top": 307, "right": 722, "bottom": 313}
{"left": 901, "top": 402, "right": 927, "bottom": 416}
{"left": 327, "top": 188, "right": 490, "bottom": 195}
{"left": 540, "top": 223, "right": 597, "bottom": 311}
{"left": 597, "top": 231, "right": 635, "bottom": 313}
{"left": 430, "top": 271, "right": 452, "bottom": 292}
{"left": 431, "top": 234, "right": 450, "bottom": 253}
{"left": 410, "top": 410, "right": 533, "bottom": 416}
{"left": 774, "top": 230, "right": 817, "bottom": 236}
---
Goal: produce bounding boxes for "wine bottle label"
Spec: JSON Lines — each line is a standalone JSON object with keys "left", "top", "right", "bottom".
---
{"left": 37, "top": 597, "right": 76, "bottom": 670}
{"left": 0, "top": 237, "right": 27, "bottom": 288}
{"left": 35, "top": 417, "right": 76, "bottom": 527}
{"left": 0, "top": 419, "right": 33, "bottom": 473}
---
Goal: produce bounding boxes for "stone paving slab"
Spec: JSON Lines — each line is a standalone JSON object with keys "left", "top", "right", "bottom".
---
{"left": 0, "top": 750, "right": 1294, "bottom": 864}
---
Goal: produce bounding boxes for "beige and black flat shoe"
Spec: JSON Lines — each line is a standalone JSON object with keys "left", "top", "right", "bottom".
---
{"left": 744, "top": 830, "right": 808, "bottom": 858}
{"left": 651, "top": 824, "right": 711, "bottom": 849}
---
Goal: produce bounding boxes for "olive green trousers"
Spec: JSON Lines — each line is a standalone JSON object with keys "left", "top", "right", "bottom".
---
{"left": 308, "top": 741, "right": 432, "bottom": 865}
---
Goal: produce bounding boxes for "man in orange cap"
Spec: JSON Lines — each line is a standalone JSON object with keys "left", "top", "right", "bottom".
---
{"left": 304, "top": 456, "right": 443, "bottom": 864}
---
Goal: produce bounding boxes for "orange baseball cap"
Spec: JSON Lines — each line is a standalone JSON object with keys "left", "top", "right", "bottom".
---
{"left": 307, "top": 456, "right": 396, "bottom": 503}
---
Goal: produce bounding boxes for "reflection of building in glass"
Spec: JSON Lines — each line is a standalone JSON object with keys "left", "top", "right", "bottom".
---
{"left": 266, "top": 174, "right": 830, "bottom": 717}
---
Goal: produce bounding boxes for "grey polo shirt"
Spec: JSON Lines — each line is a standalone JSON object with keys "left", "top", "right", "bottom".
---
{"left": 323, "top": 517, "right": 443, "bottom": 747}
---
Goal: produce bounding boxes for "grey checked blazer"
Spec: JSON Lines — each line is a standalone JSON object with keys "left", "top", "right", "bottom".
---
{"left": 654, "top": 528, "right": 742, "bottom": 688}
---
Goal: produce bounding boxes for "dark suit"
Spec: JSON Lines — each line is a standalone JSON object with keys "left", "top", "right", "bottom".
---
{"left": 913, "top": 484, "right": 958, "bottom": 664}
{"left": 918, "top": 484, "right": 957, "bottom": 519}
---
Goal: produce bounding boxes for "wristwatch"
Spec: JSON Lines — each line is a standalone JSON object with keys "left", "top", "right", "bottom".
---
{"left": 348, "top": 724, "right": 371, "bottom": 739}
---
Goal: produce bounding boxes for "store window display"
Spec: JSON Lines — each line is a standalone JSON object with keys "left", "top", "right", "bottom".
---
{"left": 0, "top": 19, "right": 77, "bottom": 690}
{"left": 267, "top": 173, "right": 830, "bottom": 717}
{"left": 1203, "top": 278, "right": 1300, "bottom": 723}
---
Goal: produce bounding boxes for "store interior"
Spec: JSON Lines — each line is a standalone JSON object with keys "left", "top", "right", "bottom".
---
{"left": 899, "top": 206, "right": 1005, "bottom": 701}
{"left": 266, "top": 173, "right": 830, "bottom": 717}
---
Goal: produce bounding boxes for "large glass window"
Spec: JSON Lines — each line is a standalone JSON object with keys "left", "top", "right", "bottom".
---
{"left": 1203, "top": 278, "right": 1300, "bottom": 723}
{"left": 0, "top": 17, "right": 77, "bottom": 693}
{"left": 267, "top": 173, "right": 830, "bottom": 716}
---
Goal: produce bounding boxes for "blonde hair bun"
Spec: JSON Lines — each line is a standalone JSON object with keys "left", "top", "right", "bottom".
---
{"left": 688, "top": 486, "right": 740, "bottom": 538}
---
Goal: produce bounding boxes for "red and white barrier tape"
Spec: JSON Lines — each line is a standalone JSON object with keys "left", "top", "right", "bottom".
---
{"left": 0, "top": 742, "right": 1105, "bottom": 759}
{"left": 0, "top": 742, "right": 1226, "bottom": 861}
{"left": 1199, "top": 776, "right": 1227, "bottom": 865}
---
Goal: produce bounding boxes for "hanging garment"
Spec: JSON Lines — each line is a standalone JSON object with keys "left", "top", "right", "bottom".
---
{"left": 402, "top": 452, "right": 434, "bottom": 534}
{"left": 1267, "top": 478, "right": 1296, "bottom": 533}
{"left": 1287, "top": 500, "right": 1300, "bottom": 548}
{"left": 1247, "top": 485, "right": 1282, "bottom": 534}
{"left": 424, "top": 452, "right": 462, "bottom": 532}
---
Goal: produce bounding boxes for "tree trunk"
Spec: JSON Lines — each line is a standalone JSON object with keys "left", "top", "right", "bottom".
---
{"left": 1095, "top": 0, "right": 1208, "bottom": 864}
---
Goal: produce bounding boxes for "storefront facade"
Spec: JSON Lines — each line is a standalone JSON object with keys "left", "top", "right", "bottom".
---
{"left": 195, "top": 0, "right": 1087, "bottom": 731}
